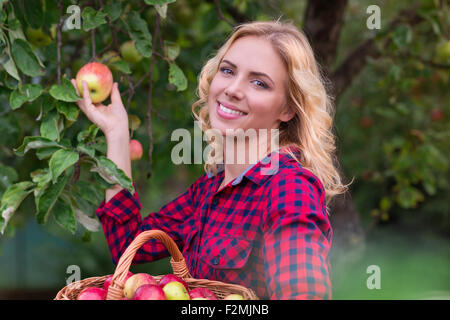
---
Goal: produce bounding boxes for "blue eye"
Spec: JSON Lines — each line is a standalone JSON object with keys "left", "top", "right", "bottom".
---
{"left": 219, "top": 67, "right": 269, "bottom": 89}
{"left": 253, "top": 80, "right": 268, "bottom": 89}
{"left": 220, "top": 67, "right": 233, "bottom": 75}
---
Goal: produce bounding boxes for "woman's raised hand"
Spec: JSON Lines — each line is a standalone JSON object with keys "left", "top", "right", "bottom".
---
{"left": 71, "top": 79, "right": 129, "bottom": 137}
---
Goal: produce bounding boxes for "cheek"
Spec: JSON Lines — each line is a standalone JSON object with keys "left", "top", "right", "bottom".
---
{"left": 209, "top": 75, "right": 223, "bottom": 97}
{"left": 249, "top": 96, "right": 280, "bottom": 116}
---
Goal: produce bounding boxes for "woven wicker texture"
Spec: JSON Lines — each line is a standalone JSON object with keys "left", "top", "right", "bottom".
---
{"left": 55, "top": 230, "right": 259, "bottom": 300}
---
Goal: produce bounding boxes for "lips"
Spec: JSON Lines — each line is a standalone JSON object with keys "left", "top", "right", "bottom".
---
{"left": 219, "top": 101, "right": 246, "bottom": 113}
{"left": 216, "top": 101, "right": 247, "bottom": 120}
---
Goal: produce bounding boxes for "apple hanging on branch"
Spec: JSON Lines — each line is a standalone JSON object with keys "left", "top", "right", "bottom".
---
{"left": 130, "top": 139, "right": 143, "bottom": 161}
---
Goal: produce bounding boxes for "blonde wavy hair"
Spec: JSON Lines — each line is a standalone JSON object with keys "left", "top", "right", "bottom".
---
{"left": 192, "top": 20, "right": 352, "bottom": 213}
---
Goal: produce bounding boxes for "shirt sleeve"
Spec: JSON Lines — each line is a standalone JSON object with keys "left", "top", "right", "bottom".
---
{"left": 96, "top": 177, "right": 203, "bottom": 265}
{"left": 262, "top": 168, "right": 333, "bottom": 300}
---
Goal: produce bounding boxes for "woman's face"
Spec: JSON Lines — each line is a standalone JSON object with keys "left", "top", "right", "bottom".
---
{"left": 207, "top": 36, "right": 293, "bottom": 137}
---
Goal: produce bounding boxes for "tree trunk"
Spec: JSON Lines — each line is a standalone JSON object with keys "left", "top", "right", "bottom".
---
{"left": 303, "top": 0, "right": 366, "bottom": 252}
{"left": 303, "top": 1, "right": 425, "bottom": 252}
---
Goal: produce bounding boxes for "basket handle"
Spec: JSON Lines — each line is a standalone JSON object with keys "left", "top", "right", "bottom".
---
{"left": 106, "top": 229, "right": 192, "bottom": 300}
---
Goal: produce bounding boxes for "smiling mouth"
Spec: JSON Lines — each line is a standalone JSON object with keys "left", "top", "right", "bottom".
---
{"left": 217, "top": 102, "right": 247, "bottom": 116}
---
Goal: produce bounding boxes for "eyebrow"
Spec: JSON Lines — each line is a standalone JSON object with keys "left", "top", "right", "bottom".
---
{"left": 221, "top": 59, "right": 275, "bottom": 86}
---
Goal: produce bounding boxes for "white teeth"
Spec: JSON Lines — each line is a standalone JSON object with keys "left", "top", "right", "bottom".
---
{"left": 219, "top": 103, "right": 245, "bottom": 116}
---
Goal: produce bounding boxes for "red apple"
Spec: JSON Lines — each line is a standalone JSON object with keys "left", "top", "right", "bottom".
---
{"left": 129, "top": 139, "right": 143, "bottom": 161}
{"left": 123, "top": 273, "right": 157, "bottom": 299}
{"left": 104, "top": 271, "right": 133, "bottom": 292}
{"left": 189, "top": 287, "right": 218, "bottom": 300}
{"left": 76, "top": 62, "right": 113, "bottom": 104}
{"left": 158, "top": 274, "right": 189, "bottom": 291}
{"left": 133, "top": 284, "right": 167, "bottom": 300}
{"left": 430, "top": 108, "right": 444, "bottom": 122}
{"left": 162, "top": 281, "right": 190, "bottom": 300}
{"left": 77, "top": 287, "right": 107, "bottom": 300}
{"left": 223, "top": 293, "right": 245, "bottom": 300}
{"left": 360, "top": 116, "right": 373, "bottom": 128}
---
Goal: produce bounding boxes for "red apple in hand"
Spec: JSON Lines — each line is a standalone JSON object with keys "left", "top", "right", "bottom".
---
{"left": 76, "top": 62, "right": 113, "bottom": 104}
{"left": 158, "top": 274, "right": 189, "bottom": 291}
{"left": 123, "top": 273, "right": 157, "bottom": 299}
{"left": 130, "top": 139, "right": 143, "bottom": 161}
{"left": 104, "top": 271, "right": 133, "bottom": 292}
{"left": 189, "top": 287, "right": 218, "bottom": 300}
{"left": 162, "top": 281, "right": 190, "bottom": 300}
{"left": 77, "top": 287, "right": 107, "bottom": 300}
{"left": 133, "top": 284, "right": 167, "bottom": 300}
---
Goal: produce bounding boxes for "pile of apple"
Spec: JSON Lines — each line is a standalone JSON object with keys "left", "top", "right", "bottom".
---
{"left": 77, "top": 272, "right": 245, "bottom": 300}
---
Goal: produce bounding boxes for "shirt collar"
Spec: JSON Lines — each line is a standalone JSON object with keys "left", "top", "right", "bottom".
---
{"left": 206, "top": 146, "right": 301, "bottom": 186}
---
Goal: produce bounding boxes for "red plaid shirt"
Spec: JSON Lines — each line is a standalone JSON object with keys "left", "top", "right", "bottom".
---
{"left": 96, "top": 146, "right": 333, "bottom": 299}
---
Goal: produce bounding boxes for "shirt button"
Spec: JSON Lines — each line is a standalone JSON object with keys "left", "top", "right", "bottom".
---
{"left": 211, "top": 257, "right": 220, "bottom": 265}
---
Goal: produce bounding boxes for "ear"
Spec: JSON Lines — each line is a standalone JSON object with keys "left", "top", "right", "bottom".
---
{"left": 279, "top": 104, "right": 295, "bottom": 123}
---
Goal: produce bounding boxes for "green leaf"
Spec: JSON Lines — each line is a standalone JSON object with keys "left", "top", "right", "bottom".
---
{"left": 126, "top": 11, "right": 152, "bottom": 58}
{"left": 0, "top": 181, "right": 34, "bottom": 234}
{"left": 144, "top": 0, "right": 176, "bottom": 4}
{"left": 0, "top": 30, "right": 20, "bottom": 81}
{"left": 90, "top": 156, "right": 133, "bottom": 194}
{"left": 76, "top": 142, "right": 96, "bottom": 158}
{"left": 14, "top": 136, "right": 64, "bottom": 156}
{"left": 74, "top": 206, "right": 100, "bottom": 232}
{"left": 36, "top": 147, "right": 60, "bottom": 160}
{"left": 392, "top": 25, "right": 412, "bottom": 48}
{"left": 30, "top": 168, "right": 51, "bottom": 185}
{"left": 36, "top": 170, "right": 71, "bottom": 225}
{"left": 396, "top": 186, "right": 424, "bottom": 209}
{"left": 56, "top": 101, "right": 79, "bottom": 121}
{"left": 169, "top": 63, "right": 187, "bottom": 91}
{"left": 104, "top": 2, "right": 122, "bottom": 22}
{"left": 49, "top": 149, "right": 79, "bottom": 183}
{"left": 0, "top": 165, "right": 19, "bottom": 191}
{"left": 40, "top": 110, "right": 60, "bottom": 141}
{"left": 77, "top": 124, "right": 100, "bottom": 143}
{"left": 74, "top": 180, "right": 103, "bottom": 206}
{"left": 154, "top": 4, "right": 168, "bottom": 19}
{"left": 82, "top": 7, "right": 107, "bottom": 32}
{"left": 53, "top": 199, "right": 77, "bottom": 234}
{"left": 111, "top": 60, "right": 131, "bottom": 74}
{"left": 11, "top": 38, "right": 45, "bottom": 77}
{"left": 24, "top": 0, "right": 44, "bottom": 29}
{"left": 49, "top": 77, "right": 80, "bottom": 102}
{"left": 9, "top": 83, "right": 43, "bottom": 110}
{"left": 164, "top": 40, "right": 180, "bottom": 61}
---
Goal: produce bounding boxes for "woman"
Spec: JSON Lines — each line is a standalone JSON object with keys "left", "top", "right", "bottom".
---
{"left": 72, "top": 20, "right": 350, "bottom": 300}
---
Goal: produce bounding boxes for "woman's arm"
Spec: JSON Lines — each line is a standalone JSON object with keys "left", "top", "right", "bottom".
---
{"left": 104, "top": 129, "right": 132, "bottom": 202}
{"left": 71, "top": 79, "right": 198, "bottom": 265}
{"left": 263, "top": 168, "right": 333, "bottom": 300}
{"left": 96, "top": 176, "right": 202, "bottom": 265}
{"left": 70, "top": 79, "right": 132, "bottom": 203}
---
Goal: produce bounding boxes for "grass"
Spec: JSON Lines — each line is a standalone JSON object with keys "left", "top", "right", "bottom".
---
{"left": 331, "top": 225, "right": 450, "bottom": 299}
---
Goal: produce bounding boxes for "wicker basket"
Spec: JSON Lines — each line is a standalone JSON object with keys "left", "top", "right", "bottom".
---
{"left": 55, "top": 230, "right": 259, "bottom": 300}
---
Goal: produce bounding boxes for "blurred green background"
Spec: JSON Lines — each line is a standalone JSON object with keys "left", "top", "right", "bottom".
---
{"left": 0, "top": 0, "right": 449, "bottom": 299}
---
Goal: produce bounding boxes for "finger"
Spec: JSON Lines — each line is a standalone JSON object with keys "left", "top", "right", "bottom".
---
{"left": 71, "top": 79, "right": 81, "bottom": 97}
{"left": 71, "top": 79, "right": 86, "bottom": 110}
{"left": 110, "top": 82, "right": 123, "bottom": 107}
{"left": 82, "top": 80, "right": 93, "bottom": 107}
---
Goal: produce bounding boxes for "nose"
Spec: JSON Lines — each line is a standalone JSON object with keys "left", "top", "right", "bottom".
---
{"left": 224, "top": 77, "right": 244, "bottom": 100}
